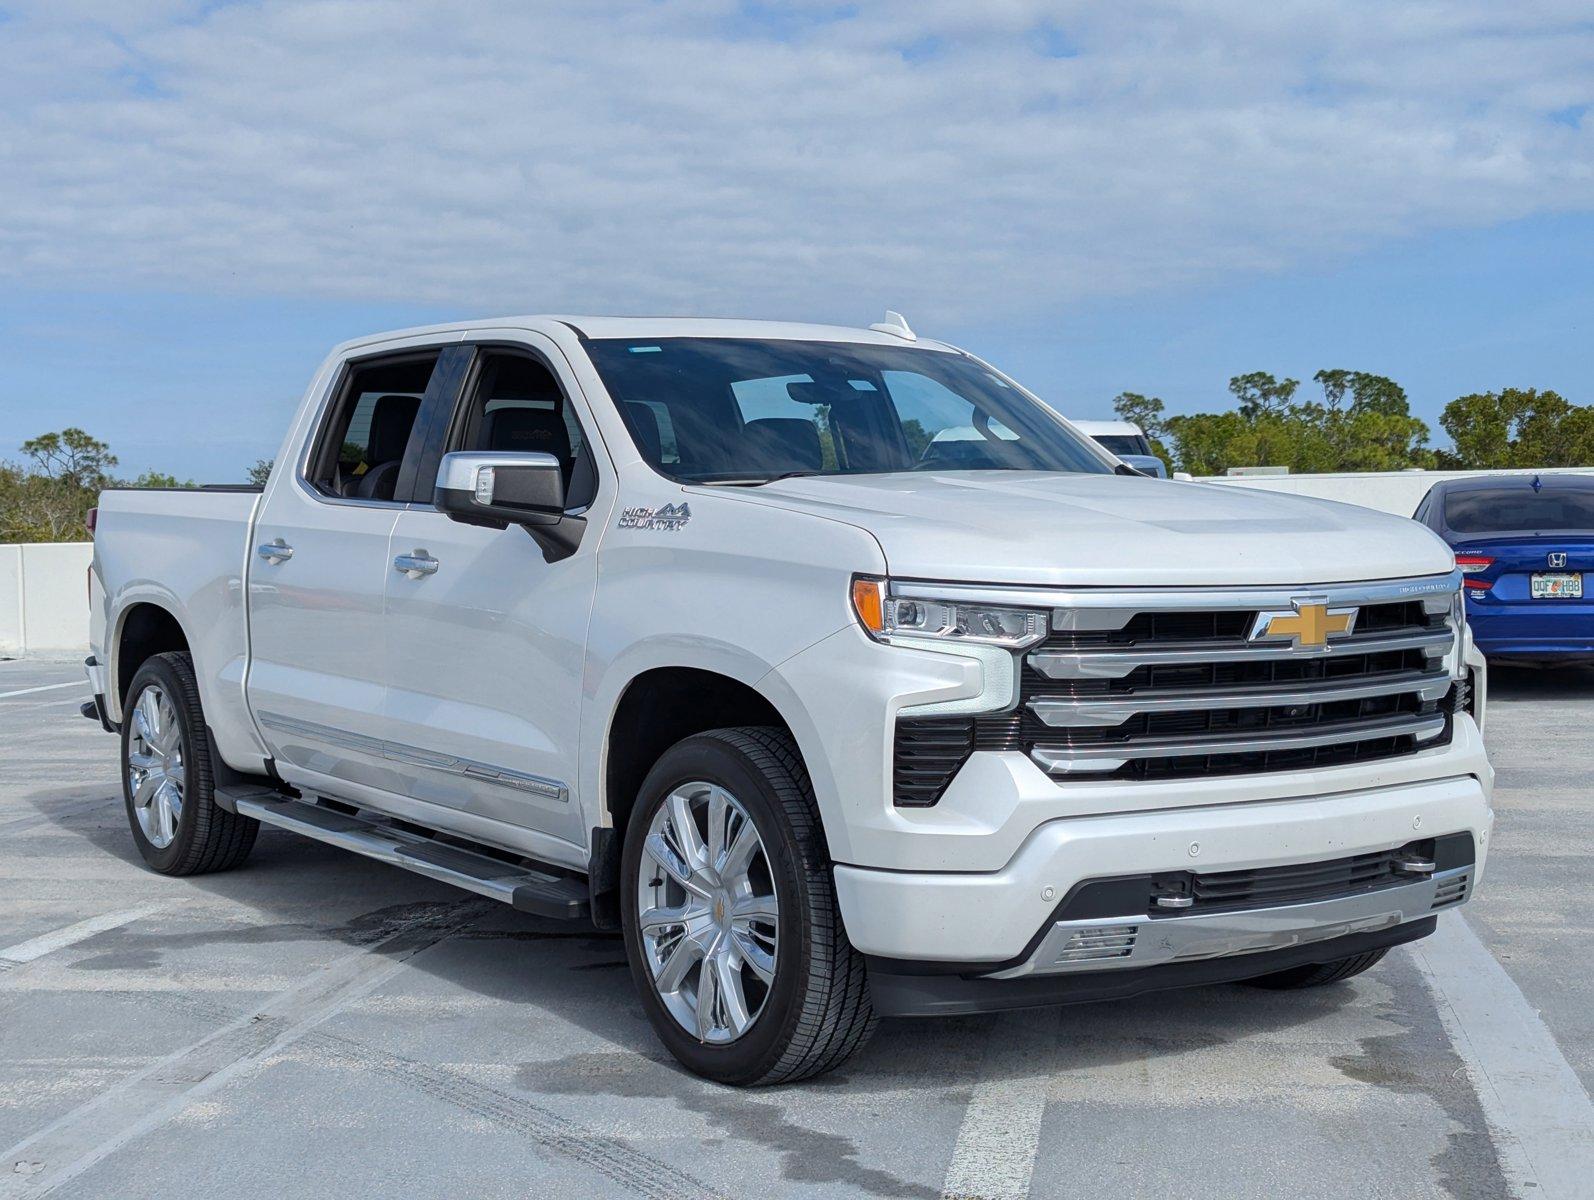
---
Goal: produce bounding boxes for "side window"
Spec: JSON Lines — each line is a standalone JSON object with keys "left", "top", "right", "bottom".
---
{"left": 308, "top": 352, "right": 438, "bottom": 501}
{"left": 454, "top": 351, "right": 597, "bottom": 509}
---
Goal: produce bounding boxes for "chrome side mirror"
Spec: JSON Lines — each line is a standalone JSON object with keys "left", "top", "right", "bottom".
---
{"left": 434, "top": 451, "right": 583, "bottom": 560}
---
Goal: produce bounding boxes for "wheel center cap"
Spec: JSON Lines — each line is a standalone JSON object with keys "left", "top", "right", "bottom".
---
{"left": 712, "top": 891, "right": 729, "bottom": 929}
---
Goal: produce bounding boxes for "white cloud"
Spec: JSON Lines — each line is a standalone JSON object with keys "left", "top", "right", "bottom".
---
{"left": 1, "top": 0, "right": 1591, "bottom": 324}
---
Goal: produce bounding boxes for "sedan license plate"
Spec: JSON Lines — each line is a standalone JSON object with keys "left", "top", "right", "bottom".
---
{"left": 1531, "top": 572, "right": 1583, "bottom": 599}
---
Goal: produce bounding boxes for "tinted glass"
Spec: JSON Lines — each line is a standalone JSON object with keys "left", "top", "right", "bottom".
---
{"left": 1444, "top": 487, "right": 1594, "bottom": 533}
{"left": 1094, "top": 434, "right": 1150, "bottom": 456}
{"left": 455, "top": 352, "right": 596, "bottom": 508}
{"left": 312, "top": 354, "right": 438, "bottom": 500}
{"left": 586, "top": 338, "right": 1109, "bottom": 483}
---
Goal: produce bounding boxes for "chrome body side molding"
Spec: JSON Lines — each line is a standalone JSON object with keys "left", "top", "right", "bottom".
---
{"left": 256, "top": 710, "right": 569, "bottom": 802}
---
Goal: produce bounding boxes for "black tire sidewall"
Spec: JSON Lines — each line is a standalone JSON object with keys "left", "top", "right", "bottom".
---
{"left": 121, "top": 656, "right": 205, "bottom": 872}
{"left": 619, "top": 733, "right": 817, "bottom": 1085}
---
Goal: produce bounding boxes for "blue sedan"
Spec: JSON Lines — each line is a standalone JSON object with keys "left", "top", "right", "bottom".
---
{"left": 1414, "top": 474, "right": 1594, "bottom": 665}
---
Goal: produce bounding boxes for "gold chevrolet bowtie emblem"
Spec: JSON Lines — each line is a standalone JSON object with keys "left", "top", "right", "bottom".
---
{"left": 1250, "top": 601, "right": 1358, "bottom": 649}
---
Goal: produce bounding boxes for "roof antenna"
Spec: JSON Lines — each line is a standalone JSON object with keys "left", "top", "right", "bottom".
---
{"left": 1532, "top": 474, "right": 1543, "bottom": 492}
{"left": 869, "top": 310, "right": 916, "bottom": 341}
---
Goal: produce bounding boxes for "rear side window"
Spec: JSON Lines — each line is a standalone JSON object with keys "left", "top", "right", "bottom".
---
{"left": 1444, "top": 487, "right": 1594, "bottom": 533}
{"left": 308, "top": 353, "right": 439, "bottom": 501}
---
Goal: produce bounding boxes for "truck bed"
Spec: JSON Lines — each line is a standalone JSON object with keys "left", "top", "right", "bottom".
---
{"left": 91, "top": 486, "right": 268, "bottom": 770}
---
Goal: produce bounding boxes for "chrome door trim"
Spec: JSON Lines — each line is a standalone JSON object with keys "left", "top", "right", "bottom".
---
{"left": 256, "top": 710, "right": 569, "bottom": 802}
{"left": 393, "top": 553, "right": 440, "bottom": 577}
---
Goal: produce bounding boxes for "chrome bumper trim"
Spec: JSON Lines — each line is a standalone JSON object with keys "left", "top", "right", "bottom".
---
{"left": 986, "top": 866, "right": 1470, "bottom": 979}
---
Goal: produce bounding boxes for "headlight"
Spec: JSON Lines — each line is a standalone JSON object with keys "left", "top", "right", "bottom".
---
{"left": 851, "top": 577, "right": 1047, "bottom": 649}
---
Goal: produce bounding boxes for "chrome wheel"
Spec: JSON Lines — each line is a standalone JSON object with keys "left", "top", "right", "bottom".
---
{"left": 636, "top": 781, "right": 779, "bottom": 1044}
{"left": 126, "top": 684, "right": 185, "bottom": 849}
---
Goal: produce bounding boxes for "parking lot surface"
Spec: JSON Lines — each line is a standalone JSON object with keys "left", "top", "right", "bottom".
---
{"left": 2, "top": 657, "right": 1592, "bottom": 1199}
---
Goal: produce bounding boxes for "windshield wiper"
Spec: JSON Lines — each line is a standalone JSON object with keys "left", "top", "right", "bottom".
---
{"left": 703, "top": 470, "right": 825, "bottom": 487}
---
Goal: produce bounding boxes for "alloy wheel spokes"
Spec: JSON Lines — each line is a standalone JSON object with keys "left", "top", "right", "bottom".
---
{"left": 637, "top": 781, "right": 780, "bottom": 1044}
{"left": 127, "top": 684, "right": 184, "bottom": 850}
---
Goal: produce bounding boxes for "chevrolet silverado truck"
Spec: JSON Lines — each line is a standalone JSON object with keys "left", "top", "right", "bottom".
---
{"left": 84, "top": 313, "right": 1493, "bottom": 1085}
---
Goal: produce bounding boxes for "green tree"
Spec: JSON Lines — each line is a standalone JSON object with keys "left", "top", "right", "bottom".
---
{"left": 128, "top": 471, "right": 194, "bottom": 489}
{"left": 6, "top": 429, "right": 118, "bottom": 541}
{"left": 1227, "top": 372, "right": 1299, "bottom": 420}
{"left": 1437, "top": 388, "right": 1594, "bottom": 468}
{"left": 1146, "top": 369, "right": 1430, "bottom": 476}
{"left": 248, "top": 459, "right": 275, "bottom": 487}
{"left": 1109, "top": 392, "right": 1174, "bottom": 465}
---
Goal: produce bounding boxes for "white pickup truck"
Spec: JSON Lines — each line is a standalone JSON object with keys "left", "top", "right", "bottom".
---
{"left": 85, "top": 314, "right": 1492, "bottom": 1085}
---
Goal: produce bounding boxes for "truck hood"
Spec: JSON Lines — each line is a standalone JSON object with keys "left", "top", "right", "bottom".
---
{"left": 722, "top": 472, "right": 1455, "bottom": 587}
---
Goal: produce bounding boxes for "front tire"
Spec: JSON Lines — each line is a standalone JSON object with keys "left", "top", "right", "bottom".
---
{"left": 121, "top": 652, "right": 258, "bottom": 876}
{"left": 620, "top": 728, "right": 876, "bottom": 1085}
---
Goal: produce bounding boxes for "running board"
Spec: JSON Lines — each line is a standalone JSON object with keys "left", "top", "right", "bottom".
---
{"left": 230, "top": 794, "right": 589, "bottom": 920}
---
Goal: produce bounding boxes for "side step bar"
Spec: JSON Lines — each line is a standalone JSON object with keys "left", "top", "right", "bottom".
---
{"left": 229, "top": 792, "right": 589, "bottom": 920}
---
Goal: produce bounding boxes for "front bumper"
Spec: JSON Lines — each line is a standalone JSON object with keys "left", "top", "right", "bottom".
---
{"left": 834, "top": 768, "right": 1492, "bottom": 966}
{"left": 867, "top": 919, "right": 1437, "bottom": 1017}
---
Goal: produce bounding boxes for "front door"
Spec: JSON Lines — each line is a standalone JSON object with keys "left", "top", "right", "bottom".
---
{"left": 381, "top": 337, "right": 608, "bottom": 862}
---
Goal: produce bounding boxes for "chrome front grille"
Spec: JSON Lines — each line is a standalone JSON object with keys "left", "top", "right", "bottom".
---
{"left": 891, "top": 574, "right": 1463, "bottom": 803}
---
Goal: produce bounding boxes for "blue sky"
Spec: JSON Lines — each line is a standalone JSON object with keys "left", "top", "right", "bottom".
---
{"left": 2, "top": 1, "right": 1592, "bottom": 480}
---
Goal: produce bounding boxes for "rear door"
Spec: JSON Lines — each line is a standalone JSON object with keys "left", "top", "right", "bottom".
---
{"left": 246, "top": 344, "right": 465, "bottom": 793}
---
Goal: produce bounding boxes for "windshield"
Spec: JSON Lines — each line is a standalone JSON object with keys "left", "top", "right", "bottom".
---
{"left": 585, "top": 337, "right": 1111, "bottom": 483}
{"left": 1444, "top": 487, "right": 1594, "bottom": 534}
{"left": 1093, "top": 434, "right": 1151, "bottom": 457}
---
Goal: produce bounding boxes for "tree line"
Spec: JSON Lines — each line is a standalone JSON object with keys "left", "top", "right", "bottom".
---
{"left": 3, "top": 378, "right": 1591, "bottom": 542}
{"left": 1115, "top": 373, "right": 1594, "bottom": 477}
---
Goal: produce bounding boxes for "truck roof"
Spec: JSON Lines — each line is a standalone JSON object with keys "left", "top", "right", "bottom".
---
{"left": 333, "top": 314, "right": 959, "bottom": 356}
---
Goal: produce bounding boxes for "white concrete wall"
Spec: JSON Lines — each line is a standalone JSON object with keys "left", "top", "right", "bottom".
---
{"left": 1200, "top": 466, "right": 1594, "bottom": 517}
{"left": 0, "top": 542, "right": 94, "bottom": 657}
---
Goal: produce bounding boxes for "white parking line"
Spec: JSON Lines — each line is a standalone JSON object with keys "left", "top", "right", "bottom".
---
{"left": 0, "top": 681, "right": 85, "bottom": 701}
{"left": 1412, "top": 911, "right": 1594, "bottom": 1200}
{"left": 0, "top": 903, "right": 170, "bottom": 967}
{"left": 942, "top": 1016, "right": 1051, "bottom": 1200}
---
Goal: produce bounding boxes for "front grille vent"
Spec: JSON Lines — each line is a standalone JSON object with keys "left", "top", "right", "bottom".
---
{"left": 1049, "top": 833, "right": 1475, "bottom": 923}
{"left": 892, "top": 582, "right": 1460, "bottom": 804}
{"left": 1052, "top": 925, "right": 1138, "bottom": 964}
{"left": 1432, "top": 873, "right": 1470, "bottom": 909}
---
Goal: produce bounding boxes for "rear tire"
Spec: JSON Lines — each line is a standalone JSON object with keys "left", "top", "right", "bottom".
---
{"left": 1242, "top": 948, "right": 1389, "bottom": 990}
{"left": 620, "top": 727, "right": 876, "bottom": 1085}
{"left": 121, "top": 652, "right": 258, "bottom": 876}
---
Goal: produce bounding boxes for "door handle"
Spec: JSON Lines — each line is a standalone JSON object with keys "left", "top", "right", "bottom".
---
{"left": 257, "top": 539, "right": 294, "bottom": 565}
{"left": 393, "top": 552, "right": 439, "bottom": 578}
